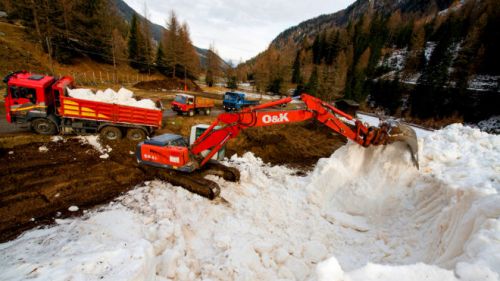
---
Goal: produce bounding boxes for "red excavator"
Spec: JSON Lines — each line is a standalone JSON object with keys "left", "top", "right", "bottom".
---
{"left": 137, "top": 94, "right": 418, "bottom": 199}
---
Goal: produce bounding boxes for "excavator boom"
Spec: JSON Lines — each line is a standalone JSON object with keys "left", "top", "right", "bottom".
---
{"left": 190, "top": 94, "right": 419, "bottom": 169}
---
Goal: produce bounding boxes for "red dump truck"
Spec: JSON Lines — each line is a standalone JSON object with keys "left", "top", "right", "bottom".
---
{"left": 3, "top": 71, "right": 163, "bottom": 140}
{"left": 171, "top": 94, "right": 214, "bottom": 116}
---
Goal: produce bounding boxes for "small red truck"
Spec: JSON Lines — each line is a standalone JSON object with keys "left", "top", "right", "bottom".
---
{"left": 171, "top": 94, "right": 214, "bottom": 117}
{"left": 3, "top": 71, "right": 163, "bottom": 140}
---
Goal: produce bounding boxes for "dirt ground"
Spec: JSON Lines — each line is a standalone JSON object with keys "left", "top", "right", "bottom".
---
{"left": 0, "top": 137, "right": 145, "bottom": 241}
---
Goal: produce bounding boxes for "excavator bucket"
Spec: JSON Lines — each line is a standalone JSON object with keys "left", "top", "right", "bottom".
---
{"left": 387, "top": 123, "right": 420, "bottom": 169}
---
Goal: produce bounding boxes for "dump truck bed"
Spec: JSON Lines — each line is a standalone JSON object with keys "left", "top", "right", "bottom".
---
{"left": 194, "top": 97, "right": 214, "bottom": 108}
{"left": 59, "top": 96, "right": 162, "bottom": 128}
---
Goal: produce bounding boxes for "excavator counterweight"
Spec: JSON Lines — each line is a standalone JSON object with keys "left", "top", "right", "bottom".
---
{"left": 137, "top": 94, "right": 419, "bottom": 199}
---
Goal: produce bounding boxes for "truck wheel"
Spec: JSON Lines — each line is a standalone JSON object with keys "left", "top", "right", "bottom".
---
{"left": 31, "top": 118, "right": 57, "bottom": 135}
{"left": 205, "top": 108, "right": 211, "bottom": 115}
{"left": 100, "top": 126, "right": 122, "bottom": 141}
{"left": 126, "top": 128, "right": 146, "bottom": 141}
{"left": 188, "top": 110, "right": 194, "bottom": 117}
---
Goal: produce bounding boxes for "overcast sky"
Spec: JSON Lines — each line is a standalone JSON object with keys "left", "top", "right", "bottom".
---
{"left": 123, "top": 0, "right": 356, "bottom": 63}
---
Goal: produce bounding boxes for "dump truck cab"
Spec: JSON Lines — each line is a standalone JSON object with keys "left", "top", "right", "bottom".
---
{"left": 171, "top": 94, "right": 194, "bottom": 113}
{"left": 4, "top": 71, "right": 56, "bottom": 123}
{"left": 171, "top": 94, "right": 214, "bottom": 117}
{"left": 222, "top": 92, "right": 259, "bottom": 111}
{"left": 3, "top": 71, "right": 76, "bottom": 122}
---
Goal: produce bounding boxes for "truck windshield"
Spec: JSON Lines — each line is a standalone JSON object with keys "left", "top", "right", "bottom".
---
{"left": 224, "top": 93, "right": 237, "bottom": 100}
{"left": 174, "top": 95, "right": 187, "bottom": 104}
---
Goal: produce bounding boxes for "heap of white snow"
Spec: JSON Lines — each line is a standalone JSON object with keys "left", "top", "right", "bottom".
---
{"left": 476, "top": 115, "right": 500, "bottom": 134}
{"left": 67, "top": 87, "right": 158, "bottom": 110}
{"left": 76, "top": 135, "right": 112, "bottom": 159}
{"left": 0, "top": 124, "right": 498, "bottom": 281}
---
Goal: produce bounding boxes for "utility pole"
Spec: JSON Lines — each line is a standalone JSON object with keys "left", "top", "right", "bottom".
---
{"left": 184, "top": 66, "right": 187, "bottom": 91}
{"left": 112, "top": 39, "right": 117, "bottom": 83}
{"left": 46, "top": 36, "right": 54, "bottom": 75}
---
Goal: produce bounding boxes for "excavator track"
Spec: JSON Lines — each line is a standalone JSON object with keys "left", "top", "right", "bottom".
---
{"left": 200, "top": 160, "right": 240, "bottom": 182}
{"left": 140, "top": 162, "right": 240, "bottom": 200}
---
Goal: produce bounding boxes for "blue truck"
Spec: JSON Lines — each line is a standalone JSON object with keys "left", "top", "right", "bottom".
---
{"left": 222, "top": 92, "right": 260, "bottom": 111}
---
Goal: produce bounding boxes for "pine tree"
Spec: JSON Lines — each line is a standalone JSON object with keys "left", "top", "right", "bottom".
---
{"left": 291, "top": 50, "right": 302, "bottom": 84}
{"left": 226, "top": 67, "right": 238, "bottom": 90}
{"left": 312, "top": 34, "right": 322, "bottom": 65}
{"left": 155, "top": 42, "right": 166, "bottom": 73}
{"left": 128, "top": 13, "right": 140, "bottom": 69}
{"left": 411, "top": 22, "right": 455, "bottom": 118}
{"left": 305, "top": 66, "right": 319, "bottom": 96}
{"left": 325, "top": 31, "right": 340, "bottom": 65}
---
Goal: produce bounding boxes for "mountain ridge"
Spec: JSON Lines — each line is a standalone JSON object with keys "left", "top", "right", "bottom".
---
{"left": 270, "top": 0, "right": 455, "bottom": 50}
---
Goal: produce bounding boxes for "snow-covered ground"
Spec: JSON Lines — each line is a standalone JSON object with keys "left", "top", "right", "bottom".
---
{"left": 378, "top": 41, "right": 499, "bottom": 92}
{"left": 475, "top": 116, "right": 500, "bottom": 134}
{"left": 0, "top": 125, "right": 499, "bottom": 281}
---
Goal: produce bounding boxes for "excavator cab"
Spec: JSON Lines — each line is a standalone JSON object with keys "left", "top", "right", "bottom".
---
{"left": 137, "top": 125, "right": 226, "bottom": 173}
{"left": 136, "top": 134, "right": 196, "bottom": 172}
{"left": 189, "top": 124, "right": 226, "bottom": 161}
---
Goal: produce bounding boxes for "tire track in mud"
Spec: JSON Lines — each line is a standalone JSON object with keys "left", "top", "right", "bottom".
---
{"left": 0, "top": 138, "right": 147, "bottom": 242}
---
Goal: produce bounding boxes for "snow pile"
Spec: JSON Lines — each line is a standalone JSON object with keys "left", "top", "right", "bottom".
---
{"left": 468, "top": 75, "right": 499, "bottom": 92}
{"left": 476, "top": 116, "right": 500, "bottom": 134}
{"left": 309, "top": 124, "right": 500, "bottom": 280}
{"left": 50, "top": 136, "right": 64, "bottom": 142}
{"left": 67, "top": 87, "right": 158, "bottom": 110}
{"left": 38, "top": 146, "right": 48, "bottom": 152}
{"left": 0, "top": 125, "right": 499, "bottom": 281}
{"left": 76, "top": 135, "right": 112, "bottom": 159}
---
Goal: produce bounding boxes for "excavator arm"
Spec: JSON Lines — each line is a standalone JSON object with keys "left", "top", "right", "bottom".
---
{"left": 190, "top": 94, "right": 418, "bottom": 168}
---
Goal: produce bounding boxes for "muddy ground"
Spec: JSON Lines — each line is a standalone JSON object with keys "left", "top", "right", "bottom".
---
{"left": 0, "top": 113, "right": 344, "bottom": 242}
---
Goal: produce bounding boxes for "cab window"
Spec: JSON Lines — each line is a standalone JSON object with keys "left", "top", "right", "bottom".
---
{"left": 11, "top": 87, "right": 36, "bottom": 103}
{"left": 174, "top": 95, "right": 187, "bottom": 104}
{"left": 169, "top": 138, "right": 188, "bottom": 147}
{"left": 9, "top": 86, "right": 18, "bottom": 98}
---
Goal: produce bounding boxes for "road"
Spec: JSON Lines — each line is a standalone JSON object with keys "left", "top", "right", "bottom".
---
{"left": 162, "top": 108, "right": 224, "bottom": 118}
{"left": 0, "top": 101, "right": 30, "bottom": 134}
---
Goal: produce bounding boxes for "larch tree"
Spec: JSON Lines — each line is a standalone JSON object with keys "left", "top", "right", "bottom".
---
{"left": 164, "top": 10, "right": 181, "bottom": 78}
{"left": 205, "top": 44, "right": 221, "bottom": 87}
{"left": 141, "top": 3, "right": 153, "bottom": 75}
{"left": 179, "top": 22, "right": 200, "bottom": 80}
